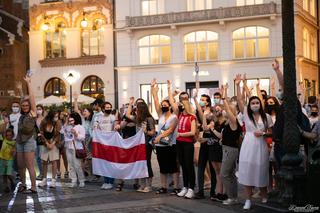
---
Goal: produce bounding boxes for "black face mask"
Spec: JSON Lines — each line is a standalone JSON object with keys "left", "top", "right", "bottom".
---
{"left": 267, "top": 104, "right": 276, "bottom": 112}
{"left": 311, "top": 112, "right": 318, "bottom": 117}
{"left": 178, "top": 105, "right": 184, "bottom": 112}
{"left": 161, "top": 107, "right": 169, "bottom": 113}
{"left": 104, "top": 110, "right": 112, "bottom": 114}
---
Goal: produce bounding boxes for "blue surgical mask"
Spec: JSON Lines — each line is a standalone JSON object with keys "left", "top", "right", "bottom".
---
{"left": 199, "top": 101, "right": 206, "bottom": 107}
{"left": 214, "top": 99, "right": 220, "bottom": 105}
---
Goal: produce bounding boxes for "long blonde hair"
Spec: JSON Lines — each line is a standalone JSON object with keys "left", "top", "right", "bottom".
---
{"left": 181, "top": 100, "right": 195, "bottom": 116}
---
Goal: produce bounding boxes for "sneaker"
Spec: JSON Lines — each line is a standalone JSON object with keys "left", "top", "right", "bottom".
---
{"left": 36, "top": 175, "right": 43, "bottom": 181}
{"left": 243, "top": 199, "right": 251, "bottom": 210}
{"left": 56, "top": 172, "right": 61, "bottom": 179}
{"left": 170, "top": 188, "right": 180, "bottom": 195}
{"left": 214, "top": 193, "right": 227, "bottom": 202}
{"left": 252, "top": 191, "right": 261, "bottom": 199}
{"left": 64, "top": 172, "right": 69, "bottom": 179}
{"left": 79, "top": 182, "right": 85, "bottom": 188}
{"left": 177, "top": 187, "right": 188, "bottom": 197}
{"left": 101, "top": 183, "right": 108, "bottom": 189}
{"left": 38, "top": 178, "right": 47, "bottom": 187}
{"left": 184, "top": 189, "right": 194, "bottom": 199}
{"left": 50, "top": 179, "right": 56, "bottom": 188}
{"left": 194, "top": 192, "right": 205, "bottom": 199}
{"left": 262, "top": 198, "right": 268, "bottom": 203}
{"left": 105, "top": 183, "right": 113, "bottom": 190}
{"left": 223, "top": 198, "right": 238, "bottom": 205}
{"left": 142, "top": 186, "right": 152, "bottom": 193}
{"left": 69, "top": 182, "right": 77, "bottom": 188}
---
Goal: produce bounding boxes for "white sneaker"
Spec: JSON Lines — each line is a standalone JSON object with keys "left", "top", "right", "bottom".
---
{"left": 38, "top": 178, "right": 47, "bottom": 187}
{"left": 177, "top": 187, "right": 188, "bottom": 197}
{"left": 184, "top": 188, "right": 194, "bottom": 199}
{"left": 262, "top": 198, "right": 268, "bottom": 203}
{"left": 223, "top": 198, "right": 238, "bottom": 205}
{"left": 243, "top": 199, "right": 251, "bottom": 210}
{"left": 79, "top": 182, "right": 85, "bottom": 188}
{"left": 69, "top": 182, "right": 77, "bottom": 188}
{"left": 101, "top": 183, "right": 108, "bottom": 189}
{"left": 50, "top": 179, "right": 56, "bottom": 188}
{"left": 105, "top": 183, "right": 113, "bottom": 190}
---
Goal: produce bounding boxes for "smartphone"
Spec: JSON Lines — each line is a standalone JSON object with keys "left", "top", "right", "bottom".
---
{"left": 26, "top": 69, "right": 33, "bottom": 77}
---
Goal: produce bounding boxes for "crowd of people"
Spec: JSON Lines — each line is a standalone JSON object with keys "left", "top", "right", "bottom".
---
{"left": 0, "top": 59, "right": 319, "bottom": 210}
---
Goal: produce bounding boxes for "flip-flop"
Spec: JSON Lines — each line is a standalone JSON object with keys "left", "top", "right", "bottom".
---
{"left": 23, "top": 189, "right": 37, "bottom": 194}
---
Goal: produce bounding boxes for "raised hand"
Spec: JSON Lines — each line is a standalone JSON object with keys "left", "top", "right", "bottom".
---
{"left": 256, "top": 78, "right": 260, "bottom": 87}
{"left": 272, "top": 59, "right": 280, "bottom": 71}
{"left": 151, "top": 78, "right": 157, "bottom": 88}
{"left": 235, "top": 74, "right": 242, "bottom": 85}
{"left": 16, "top": 81, "right": 22, "bottom": 90}
{"left": 129, "top": 97, "right": 135, "bottom": 105}
{"left": 192, "top": 89, "right": 198, "bottom": 99}
{"left": 23, "top": 76, "right": 31, "bottom": 84}
{"left": 167, "top": 80, "right": 171, "bottom": 90}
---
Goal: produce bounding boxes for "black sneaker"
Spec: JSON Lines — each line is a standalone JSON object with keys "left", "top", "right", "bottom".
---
{"left": 215, "top": 193, "right": 227, "bottom": 202}
{"left": 194, "top": 192, "right": 205, "bottom": 199}
{"left": 210, "top": 194, "right": 219, "bottom": 201}
{"left": 170, "top": 188, "right": 180, "bottom": 195}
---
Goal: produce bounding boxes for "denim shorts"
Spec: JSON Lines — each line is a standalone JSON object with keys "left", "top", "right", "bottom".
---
{"left": 16, "top": 137, "right": 36, "bottom": 153}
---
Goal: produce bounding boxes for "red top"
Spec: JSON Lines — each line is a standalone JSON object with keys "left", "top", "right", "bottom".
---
{"left": 177, "top": 114, "right": 196, "bottom": 143}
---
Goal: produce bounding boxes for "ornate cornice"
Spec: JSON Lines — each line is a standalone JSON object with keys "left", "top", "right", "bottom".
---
{"left": 125, "top": 2, "right": 277, "bottom": 29}
{"left": 29, "top": 0, "right": 113, "bottom": 30}
{"left": 39, "top": 55, "right": 106, "bottom": 67}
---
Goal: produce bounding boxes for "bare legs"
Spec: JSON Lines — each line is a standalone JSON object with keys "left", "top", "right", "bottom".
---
{"left": 18, "top": 152, "right": 36, "bottom": 191}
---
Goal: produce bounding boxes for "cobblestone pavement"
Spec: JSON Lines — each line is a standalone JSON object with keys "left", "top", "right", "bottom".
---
{"left": 0, "top": 156, "right": 285, "bottom": 213}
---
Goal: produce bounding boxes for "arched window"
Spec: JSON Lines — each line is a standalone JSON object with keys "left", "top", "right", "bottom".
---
{"left": 81, "top": 19, "right": 104, "bottom": 56}
{"left": 45, "top": 21, "right": 66, "bottom": 58}
{"left": 303, "top": 28, "right": 317, "bottom": 61}
{"left": 303, "top": 0, "right": 315, "bottom": 17}
{"left": 184, "top": 31, "right": 218, "bottom": 62}
{"left": 236, "top": 0, "right": 263, "bottom": 6}
{"left": 232, "top": 26, "right": 270, "bottom": 59}
{"left": 81, "top": 75, "right": 105, "bottom": 98}
{"left": 139, "top": 35, "right": 171, "bottom": 65}
{"left": 44, "top": 78, "right": 66, "bottom": 97}
{"left": 187, "top": 0, "right": 212, "bottom": 11}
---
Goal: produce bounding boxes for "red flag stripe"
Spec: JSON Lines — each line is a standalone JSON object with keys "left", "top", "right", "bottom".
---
{"left": 92, "top": 141, "right": 146, "bottom": 164}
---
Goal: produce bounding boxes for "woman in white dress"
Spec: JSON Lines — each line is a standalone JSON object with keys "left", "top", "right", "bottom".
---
{"left": 235, "top": 74, "right": 273, "bottom": 210}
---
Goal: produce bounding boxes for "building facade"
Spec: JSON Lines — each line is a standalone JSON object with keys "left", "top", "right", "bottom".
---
{"left": 115, "top": 0, "right": 319, "bottom": 117}
{"left": 28, "top": 0, "right": 115, "bottom": 104}
{"left": 0, "top": 0, "right": 29, "bottom": 109}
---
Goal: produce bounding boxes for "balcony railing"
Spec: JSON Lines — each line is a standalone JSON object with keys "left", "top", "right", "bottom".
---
{"left": 126, "top": 2, "right": 277, "bottom": 28}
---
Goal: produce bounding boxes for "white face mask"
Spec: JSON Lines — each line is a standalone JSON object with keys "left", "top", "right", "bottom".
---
{"left": 53, "top": 117, "right": 59, "bottom": 122}
{"left": 12, "top": 106, "right": 20, "bottom": 113}
{"left": 250, "top": 105, "right": 260, "bottom": 112}
{"left": 36, "top": 110, "right": 43, "bottom": 115}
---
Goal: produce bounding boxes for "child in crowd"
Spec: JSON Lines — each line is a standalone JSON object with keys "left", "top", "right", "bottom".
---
{"left": 0, "top": 128, "right": 16, "bottom": 192}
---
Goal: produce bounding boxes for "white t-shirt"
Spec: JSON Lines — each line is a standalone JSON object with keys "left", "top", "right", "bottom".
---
{"left": 95, "top": 114, "right": 116, "bottom": 132}
{"left": 9, "top": 113, "right": 21, "bottom": 139}
{"left": 61, "top": 124, "right": 85, "bottom": 150}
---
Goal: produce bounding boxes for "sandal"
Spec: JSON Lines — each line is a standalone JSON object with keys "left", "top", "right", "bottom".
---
{"left": 156, "top": 187, "right": 167, "bottom": 194}
{"left": 170, "top": 188, "right": 180, "bottom": 195}
{"left": 18, "top": 185, "right": 26, "bottom": 193}
{"left": 116, "top": 183, "right": 124, "bottom": 191}
{"left": 23, "top": 189, "right": 37, "bottom": 194}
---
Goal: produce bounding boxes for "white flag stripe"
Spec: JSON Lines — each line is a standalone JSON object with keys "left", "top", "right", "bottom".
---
{"left": 92, "top": 158, "right": 148, "bottom": 179}
{"left": 92, "top": 129, "right": 145, "bottom": 149}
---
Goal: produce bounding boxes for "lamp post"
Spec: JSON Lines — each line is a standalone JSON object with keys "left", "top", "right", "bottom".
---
{"left": 278, "top": 0, "right": 306, "bottom": 206}
{"left": 64, "top": 71, "right": 79, "bottom": 112}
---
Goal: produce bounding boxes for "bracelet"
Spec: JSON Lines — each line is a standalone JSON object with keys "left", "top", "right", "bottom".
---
{"left": 221, "top": 98, "right": 226, "bottom": 100}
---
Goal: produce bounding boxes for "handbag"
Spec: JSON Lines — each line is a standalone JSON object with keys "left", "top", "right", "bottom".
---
{"left": 72, "top": 140, "right": 87, "bottom": 159}
{"left": 157, "top": 118, "right": 173, "bottom": 146}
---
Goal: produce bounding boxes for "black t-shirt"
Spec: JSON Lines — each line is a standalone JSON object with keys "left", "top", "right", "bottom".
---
{"left": 221, "top": 120, "right": 242, "bottom": 148}
{"left": 203, "top": 121, "right": 225, "bottom": 145}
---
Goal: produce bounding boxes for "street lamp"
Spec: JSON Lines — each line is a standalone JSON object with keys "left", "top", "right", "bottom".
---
{"left": 80, "top": 12, "right": 88, "bottom": 28}
{"left": 64, "top": 71, "right": 79, "bottom": 112}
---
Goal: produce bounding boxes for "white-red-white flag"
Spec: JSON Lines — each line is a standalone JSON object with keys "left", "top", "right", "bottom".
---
{"left": 92, "top": 129, "right": 148, "bottom": 179}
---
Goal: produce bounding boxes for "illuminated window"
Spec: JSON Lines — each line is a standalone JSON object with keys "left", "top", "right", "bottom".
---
{"left": 141, "top": 0, "right": 163, "bottom": 15}
{"left": 81, "top": 75, "right": 104, "bottom": 98}
{"left": 303, "top": 28, "right": 317, "bottom": 61}
{"left": 303, "top": 0, "right": 316, "bottom": 17}
{"left": 187, "top": 0, "right": 212, "bottom": 11}
{"left": 236, "top": 0, "right": 263, "bottom": 6}
{"left": 44, "top": 78, "right": 66, "bottom": 97}
{"left": 45, "top": 22, "right": 66, "bottom": 58}
{"left": 81, "top": 19, "right": 104, "bottom": 56}
{"left": 140, "top": 83, "right": 168, "bottom": 118}
{"left": 232, "top": 26, "right": 269, "bottom": 59}
{"left": 184, "top": 31, "right": 218, "bottom": 62}
{"left": 139, "top": 35, "right": 171, "bottom": 65}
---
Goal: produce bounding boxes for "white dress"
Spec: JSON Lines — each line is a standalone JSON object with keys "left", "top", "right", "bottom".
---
{"left": 238, "top": 107, "right": 273, "bottom": 187}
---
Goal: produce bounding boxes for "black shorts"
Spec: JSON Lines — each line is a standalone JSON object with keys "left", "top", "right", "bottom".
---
{"left": 208, "top": 142, "right": 222, "bottom": 163}
{"left": 156, "top": 145, "right": 178, "bottom": 174}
